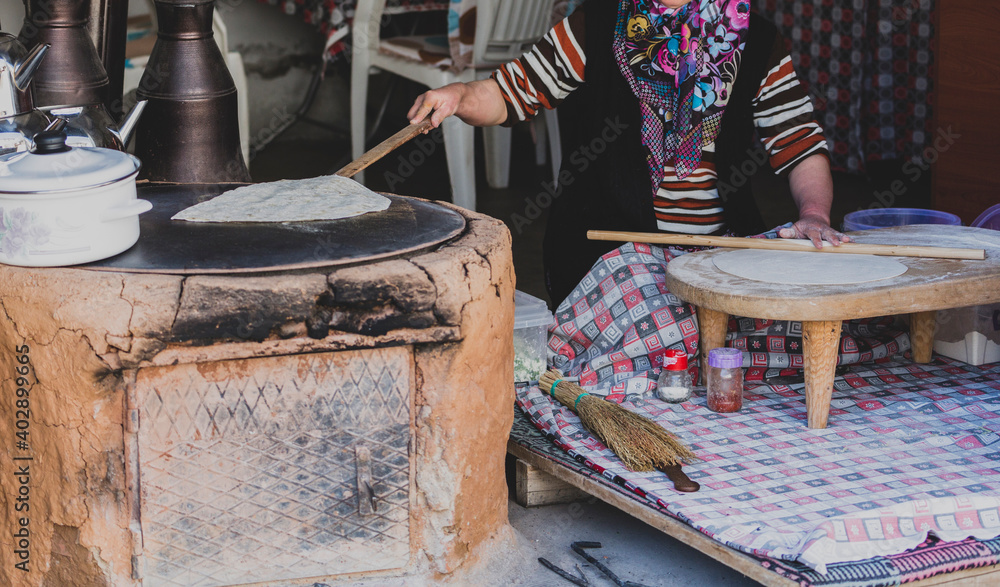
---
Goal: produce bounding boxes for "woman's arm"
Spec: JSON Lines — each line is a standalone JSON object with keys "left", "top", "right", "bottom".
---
{"left": 407, "top": 80, "right": 508, "bottom": 128}
{"left": 751, "top": 29, "right": 849, "bottom": 247}
{"left": 407, "top": 11, "right": 586, "bottom": 131}
{"left": 778, "top": 153, "right": 852, "bottom": 247}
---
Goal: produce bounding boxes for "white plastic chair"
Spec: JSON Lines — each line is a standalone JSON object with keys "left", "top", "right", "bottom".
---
{"left": 351, "top": 0, "right": 561, "bottom": 210}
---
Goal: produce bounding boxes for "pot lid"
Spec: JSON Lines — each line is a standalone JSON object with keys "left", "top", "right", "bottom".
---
{"left": 0, "top": 129, "right": 139, "bottom": 193}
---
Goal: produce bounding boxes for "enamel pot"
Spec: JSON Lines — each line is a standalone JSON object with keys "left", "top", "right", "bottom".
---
{"left": 0, "top": 129, "right": 150, "bottom": 266}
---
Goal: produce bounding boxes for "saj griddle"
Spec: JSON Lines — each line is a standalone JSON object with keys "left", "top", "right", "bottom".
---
{"left": 84, "top": 182, "right": 466, "bottom": 274}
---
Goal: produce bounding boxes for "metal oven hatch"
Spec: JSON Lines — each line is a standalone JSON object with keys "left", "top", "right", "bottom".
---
{"left": 131, "top": 347, "right": 413, "bottom": 586}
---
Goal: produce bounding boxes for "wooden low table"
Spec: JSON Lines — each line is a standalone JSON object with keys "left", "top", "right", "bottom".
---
{"left": 664, "top": 225, "right": 1000, "bottom": 429}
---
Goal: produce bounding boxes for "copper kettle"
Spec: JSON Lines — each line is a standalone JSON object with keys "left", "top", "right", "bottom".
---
{"left": 133, "top": 0, "right": 250, "bottom": 183}
{"left": 18, "top": 0, "right": 109, "bottom": 109}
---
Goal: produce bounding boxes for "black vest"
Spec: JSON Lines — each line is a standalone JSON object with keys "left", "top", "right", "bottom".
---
{"left": 543, "top": 0, "right": 778, "bottom": 303}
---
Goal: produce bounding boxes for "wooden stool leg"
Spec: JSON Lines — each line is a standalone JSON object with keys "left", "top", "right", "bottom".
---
{"left": 802, "top": 320, "right": 842, "bottom": 429}
{"left": 910, "top": 311, "right": 937, "bottom": 363}
{"left": 697, "top": 307, "right": 729, "bottom": 383}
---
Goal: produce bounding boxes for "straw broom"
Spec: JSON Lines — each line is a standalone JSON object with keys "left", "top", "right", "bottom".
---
{"left": 538, "top": 369, "right": 698, "bottom": 472}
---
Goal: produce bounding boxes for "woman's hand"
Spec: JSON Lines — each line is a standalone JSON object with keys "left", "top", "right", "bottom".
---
{"left": 778, "top": 214, "right": 852, "bottom": 248}
{"left": 408, "top": 84, "right": 468, "bottom": 128}
{"left": 407, "top": 80, "right": 509, "bottom": 129}
{"left": 785, "top": 154, "right": 852, "bottom": 248}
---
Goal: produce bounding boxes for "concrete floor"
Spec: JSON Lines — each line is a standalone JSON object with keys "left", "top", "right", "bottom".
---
{"left": 505, "top": 499, "right": 763, "bottom": 587}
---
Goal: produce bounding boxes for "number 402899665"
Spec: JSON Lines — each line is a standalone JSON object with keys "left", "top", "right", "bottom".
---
{"left": 14, "top": 345, "right": 31, "bottom": 444}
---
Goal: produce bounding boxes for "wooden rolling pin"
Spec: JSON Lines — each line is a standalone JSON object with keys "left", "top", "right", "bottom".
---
{"left": 587, "top": 230, "right": 986, "bottom": 261}
{"left": 335, "top": 119, "right": 435, "bottom": 178}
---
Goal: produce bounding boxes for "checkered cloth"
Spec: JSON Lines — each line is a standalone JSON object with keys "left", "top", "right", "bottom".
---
{"left": 511, "top": 400, "right": 1000, "bottom": 586}
{"left": 549, "top": 241, "right": 910, "bottom": 401}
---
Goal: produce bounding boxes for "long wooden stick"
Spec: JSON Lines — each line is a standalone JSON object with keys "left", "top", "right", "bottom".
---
{"left": 587, "top": 230, "right": 986, "bottom": 261}
{"left": 335, "top": 119, "right": 435, "bottom": 178}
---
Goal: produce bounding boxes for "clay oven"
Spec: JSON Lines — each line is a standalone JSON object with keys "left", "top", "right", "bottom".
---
{"left": 0, "top": 200, "right": 517, "bottom": 585}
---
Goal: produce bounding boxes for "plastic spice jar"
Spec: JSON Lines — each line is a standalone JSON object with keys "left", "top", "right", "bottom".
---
{"left": 706, "top": 348, "right": 744, "bottom": 413}
{"left": 657, "top": 349, "right": 692, "bottom": 403}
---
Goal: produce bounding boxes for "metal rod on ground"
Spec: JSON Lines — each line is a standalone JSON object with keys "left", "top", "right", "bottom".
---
{"left": 538, "top": 558, "right": 590, "bottom": 586}
{"left": 571, "top": 542, "right": 651, "bottom": 587}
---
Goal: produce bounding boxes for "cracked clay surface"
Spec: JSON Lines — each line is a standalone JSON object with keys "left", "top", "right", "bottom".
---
{"left": 0, "top": 202, "right": 516, "bottom": 585}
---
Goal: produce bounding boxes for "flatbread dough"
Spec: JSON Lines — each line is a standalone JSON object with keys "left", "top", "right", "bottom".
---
{"left": 712, "top": 249, "right": 908, "bottom": 285}
{"left": 172, "top": 175, "right": 390, "bottom": 223}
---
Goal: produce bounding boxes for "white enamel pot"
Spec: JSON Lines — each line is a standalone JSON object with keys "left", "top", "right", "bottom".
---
{"left": 0, "top": 129, "right": 150, "bottom": 267}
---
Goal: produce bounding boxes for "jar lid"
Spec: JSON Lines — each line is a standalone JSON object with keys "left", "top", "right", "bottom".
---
{"left": 0, "top": 130, "right": 140, "bottom": 193}
{"left": 708, "top": 347, "right": 743, "bottom": 369}
{"left": 664, "top": 349, "right": 688, "bottom": 370}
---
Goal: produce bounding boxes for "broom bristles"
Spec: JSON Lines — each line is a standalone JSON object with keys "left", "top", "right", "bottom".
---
{"left": 539, "top": 370, "right": 697, "bottom": 472}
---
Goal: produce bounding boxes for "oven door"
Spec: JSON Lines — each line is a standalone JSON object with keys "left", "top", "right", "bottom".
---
{"left": 131, "top": 346, "right": 413, "bottom": 585}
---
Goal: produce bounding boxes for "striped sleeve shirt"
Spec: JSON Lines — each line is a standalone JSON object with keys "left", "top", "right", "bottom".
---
{"left": 492, "top": 12, "right": 587, "bottom": 122}
{"left": 491, "top": 13, "right": 829, "bottom": 235}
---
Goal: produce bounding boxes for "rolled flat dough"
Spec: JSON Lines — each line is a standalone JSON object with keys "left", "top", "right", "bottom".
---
{"left": 171, "top": 175, "right": 390, "bottom": 223}
{"left": 712, "top": 249, "right": 908, "bottom": 285}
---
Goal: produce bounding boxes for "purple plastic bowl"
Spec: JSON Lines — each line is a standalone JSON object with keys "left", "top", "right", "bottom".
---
{"left": 973, "top": 204, "right": 1000, "bottom": 231}
{"left": 843, "top": 208, "right": 962, "bottom": 232}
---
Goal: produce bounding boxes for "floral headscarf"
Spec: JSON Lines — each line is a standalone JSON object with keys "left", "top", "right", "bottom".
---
{"left": 613, "top": 0, "right": 751, "bottom": 186}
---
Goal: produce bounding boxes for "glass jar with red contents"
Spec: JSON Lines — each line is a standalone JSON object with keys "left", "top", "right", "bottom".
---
{"left": 706, "top": 348, "right": 744, "bottom": 413}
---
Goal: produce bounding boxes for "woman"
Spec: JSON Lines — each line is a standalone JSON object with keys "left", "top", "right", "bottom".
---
{"left": 408, "top": 0, "right": 850, "bottom": 304}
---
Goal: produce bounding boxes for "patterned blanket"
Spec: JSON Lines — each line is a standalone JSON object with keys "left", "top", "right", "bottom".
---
{"left": 519, "top": 242, "right": 1000, "bottom": 574}
{"left": 518, "top": 359, "right": 1000, "bottom": 574}
{"left": 549, "top": 242, "right": 909, "bottom": 397}
{"left": 510, "top": 401, "right": 1000, "bottom": 586}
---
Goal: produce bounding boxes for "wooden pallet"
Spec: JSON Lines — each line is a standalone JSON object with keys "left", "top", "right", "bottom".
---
{"left": 513, "top": 459, "right": 590, "bottom": 507}
{"left": 507, "top": 440, "right": 1000, "bottom": 587}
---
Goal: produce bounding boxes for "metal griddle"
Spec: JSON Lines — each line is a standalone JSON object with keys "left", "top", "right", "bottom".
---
{"left": 83, "top": 183, "right": 466, "bottom": 274}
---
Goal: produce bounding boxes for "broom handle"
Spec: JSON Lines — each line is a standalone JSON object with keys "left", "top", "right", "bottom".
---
{"left": 587, "top": 230, "right": 986, "bottom": 261}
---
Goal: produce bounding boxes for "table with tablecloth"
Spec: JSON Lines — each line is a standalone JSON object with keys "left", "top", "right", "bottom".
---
{"left": 260, "top": 0, "right": 589, "bottom": 68}
{"left": 259, "top": 0, "right": 468, "bottom": 66}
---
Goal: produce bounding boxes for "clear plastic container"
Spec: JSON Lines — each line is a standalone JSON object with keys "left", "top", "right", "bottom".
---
{"left": 933, "top": 210, "right": 999, "bottom": 366}
{"left": 657, "top": 349, "right": 692, "bottom": 403}
{"left": 842, "top": 208, "right": 962, "bottom": 232}
{"left": 514, "top": 290, "right": 553, "bottom": 383}
{"left": 706, "top": 348, "right": 744, "bottom": 413}
{"left": 934, "top": 305, "right": 1000, "bottom": 366}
